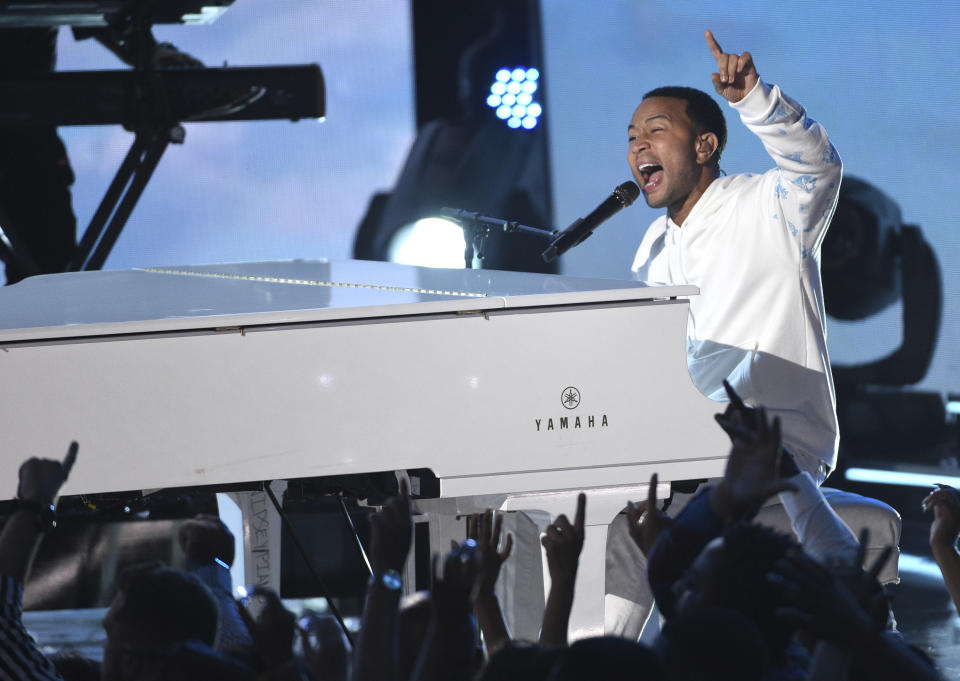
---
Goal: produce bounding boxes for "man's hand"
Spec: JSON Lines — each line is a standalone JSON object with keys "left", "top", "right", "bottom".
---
{"left": 299, "top": 611, "right": 351, "bottom": 681}
{"left": 923, "top": 484, "right": 960, "bottom": 551}
{"left": 370, "top": 479, "right": 413, "bottom": 575}
{"left": 236, "top": 585, "right": 297, "bottom": 668}
{"left": 178, "top": 513, "right": 235, "bottom": 566}
{"left": 706, "top": 30, "right": 759, "bottom": 103}
{"left": 714, "top": 379, "right": 761, "bottom": 443}
{"left": 541, "top": 493, "right": 586, "bottom": 587}
{"left": 627, "top": 473, "right": 674, "bottom": 557}
{"left": 17, "top": 441, "right": 78, "bottom": 505}
{"left": 712, "top": 404, "right": 797, "bottom": 522}
{"left": 466, "top": 510, "right": 513, "bottom": 600}
{"left": 432, "top": 541, "right": 482, "bottom": 622}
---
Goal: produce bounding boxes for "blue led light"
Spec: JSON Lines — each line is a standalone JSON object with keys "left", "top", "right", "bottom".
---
{"left": 488, "top": 66, "right": 542, "bottom": 130}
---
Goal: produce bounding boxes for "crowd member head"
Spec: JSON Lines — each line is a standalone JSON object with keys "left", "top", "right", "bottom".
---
{"left": 674, "top": 523, "right": 800, "bottom": 660}
{"left": 628, "top": 85, "right": 725, "bottom": 219}
{"left": 101, "top": 562, "right": 220, "bottom": 681}
{"left": 547, "top": 636, "right": 663, "bottom": 681}
{"left": 655, "top": 607, "right": 767, "bottom": 681}
{"left": 178, "top": 513, "right": 235, "bottom": 568}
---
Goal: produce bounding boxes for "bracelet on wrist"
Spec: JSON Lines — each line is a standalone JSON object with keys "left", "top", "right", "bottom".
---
{"left": 12, "top": 498, "right": 57, "bottom": 533}
{"left": 368, "top": 569, "right": 403, "bottom": 593}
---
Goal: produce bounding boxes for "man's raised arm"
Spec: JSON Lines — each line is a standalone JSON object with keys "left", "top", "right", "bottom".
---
{"left": 707, "top": 30, "right": 842, "bottom": 255}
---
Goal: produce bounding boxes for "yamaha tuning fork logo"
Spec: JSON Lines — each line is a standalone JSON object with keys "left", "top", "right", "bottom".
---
{"left": 535, "top": 386, "right": 608, "bottom": 432}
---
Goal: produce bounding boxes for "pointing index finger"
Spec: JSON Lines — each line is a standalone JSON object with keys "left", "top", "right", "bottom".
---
{"left": 62, "top": 441, "right": 78, "bottom": 478}
{"left": 574, "top": 492, "right": 586, "bottom": 533}
{"left": 705, "top": 30, "right": 724, "bottom": 59}
{"left": 723, "top": 379, "right": 747, "bottom": 410}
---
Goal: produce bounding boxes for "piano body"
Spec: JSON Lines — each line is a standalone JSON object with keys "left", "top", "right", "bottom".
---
{"left": 0, "top": 260, "right": 728, "bottom": 637}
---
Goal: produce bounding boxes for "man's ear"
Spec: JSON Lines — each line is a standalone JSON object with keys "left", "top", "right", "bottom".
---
{"left": 696, "top": 132, "right": 719, "bottom": 165}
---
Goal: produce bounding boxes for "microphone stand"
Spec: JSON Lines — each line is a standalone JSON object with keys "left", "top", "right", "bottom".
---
{"left": 442, "top": 207, "right": 558, "bottom": 269}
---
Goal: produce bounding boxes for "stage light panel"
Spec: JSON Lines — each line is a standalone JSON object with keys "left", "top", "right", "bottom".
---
{"left": 485, "top": 65, "right": 543, "bottom": 130}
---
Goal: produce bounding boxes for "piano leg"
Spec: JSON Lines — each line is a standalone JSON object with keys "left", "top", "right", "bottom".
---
{"left": 418, "top": 482, "right": 672, "bottom": 642}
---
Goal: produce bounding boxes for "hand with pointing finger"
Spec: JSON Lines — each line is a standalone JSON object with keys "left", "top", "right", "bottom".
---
{"left": 627, "top": 473, "right": 674, "bottom": 557}
{"left": 706, "top": 30, "right": 759, "bottom": 103}
{"left": 17, "top": 441, "right": 78, "bottom": 506}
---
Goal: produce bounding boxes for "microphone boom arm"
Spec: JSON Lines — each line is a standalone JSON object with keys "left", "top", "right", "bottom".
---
{"left": 441, "top": 207, "right": 558, "bottom": 269}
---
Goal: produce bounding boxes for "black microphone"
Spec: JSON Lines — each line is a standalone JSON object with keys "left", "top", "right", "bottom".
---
{"left": 541, "top": 181, "right": 641, "bottom": 262}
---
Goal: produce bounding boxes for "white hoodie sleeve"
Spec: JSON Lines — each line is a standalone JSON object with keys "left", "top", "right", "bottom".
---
{"left": 731, "top": 79, "right": 843, "bottom": 258}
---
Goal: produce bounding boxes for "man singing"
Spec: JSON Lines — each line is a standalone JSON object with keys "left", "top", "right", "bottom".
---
{"left": 630, "top": 30, "right": 841, "bottom": 482}
{"left": 605, "top": 30, "right": 850, "bottom": 638}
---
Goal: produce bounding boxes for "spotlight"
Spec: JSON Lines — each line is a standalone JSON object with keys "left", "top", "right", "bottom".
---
{"left": 486, "top": 65, "right": 542, "bottom": 130}
{"left": 386, "top": 217, "right": 467, "bottom": 268}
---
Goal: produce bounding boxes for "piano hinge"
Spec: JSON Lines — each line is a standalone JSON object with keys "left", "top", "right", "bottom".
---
{"left": 214, "top": 326, "right": 245, "bottom": 335}
{"left": 455, "top": 310, "right": 489, "bottom": 320}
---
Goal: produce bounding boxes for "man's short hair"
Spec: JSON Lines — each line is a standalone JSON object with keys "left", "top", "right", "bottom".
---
{"left": 114, "top": 562, "right": 220, "bottom": 649}
{"left": 643, "top": 86, "right": 727, "bottom": 162}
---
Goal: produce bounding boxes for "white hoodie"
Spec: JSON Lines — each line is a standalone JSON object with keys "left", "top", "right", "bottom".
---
{"left": 632, "top": 79, "right": 842, "bottom": 475}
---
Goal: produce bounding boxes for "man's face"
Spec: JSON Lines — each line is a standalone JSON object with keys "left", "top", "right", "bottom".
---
{"left": 627, "top": 96, "right": 703, "bottom": 213}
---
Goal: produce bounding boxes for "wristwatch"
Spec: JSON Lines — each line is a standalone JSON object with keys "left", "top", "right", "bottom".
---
{"left": 368, "top": 569, "right": 403, "bottom": 593}
{"left": 13, "top": 498, "right": 57, "bottom": 533}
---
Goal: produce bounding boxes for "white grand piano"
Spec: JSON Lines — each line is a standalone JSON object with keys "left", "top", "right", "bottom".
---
{"left": 0, "top": 259, "right": 729, "bottom": 638}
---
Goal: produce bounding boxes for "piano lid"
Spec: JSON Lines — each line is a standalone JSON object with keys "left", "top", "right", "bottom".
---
{"left": 0, "top": 0, "right": 233, "bottom": 27}
{"left": 0, "top": 260, "right": 697, "bottom": 342}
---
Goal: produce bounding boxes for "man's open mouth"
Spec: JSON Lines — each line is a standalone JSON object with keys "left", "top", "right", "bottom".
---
{"left": 637, "top": 163, "right": 664, "bottom": 191}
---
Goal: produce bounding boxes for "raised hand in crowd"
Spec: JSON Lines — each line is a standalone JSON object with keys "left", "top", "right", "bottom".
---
{"left": 705, "top": 29, "right": 759, "bottom": 103}
{"left": 0, "top": 441, "right": 77, "bottom": 582}
{"left": 236, "top": 585, "right": 298, "bottom": 676}
{"left": 712, "top": 385, "right": 797, "bottom": 523}
{"left": 300, "top": 611, "right": 351, "bottom": 681}
{"left": 354, "top": 479, "right": 412, "bottom": 681}
{"left": 539, "top": 493, "right": 585, "bottom": 647}
{"left": 626, "top": 473, "right": 674, "bottom": 557}
{"left": 463, "top": 510, "right": 513, "bottom": 655}
{"left": 923, "top": 484, "right": 960, "bottom": 614}
{"left": 409, "top": 542, "right": 482, "bottom": 681}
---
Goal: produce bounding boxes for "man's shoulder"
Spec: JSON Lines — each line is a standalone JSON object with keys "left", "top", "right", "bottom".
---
{"left": 693, "top": 171, "right": 777, "bottom": 216}
{"left": 631, "top": 214, "right": 668, "bottom": 275}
